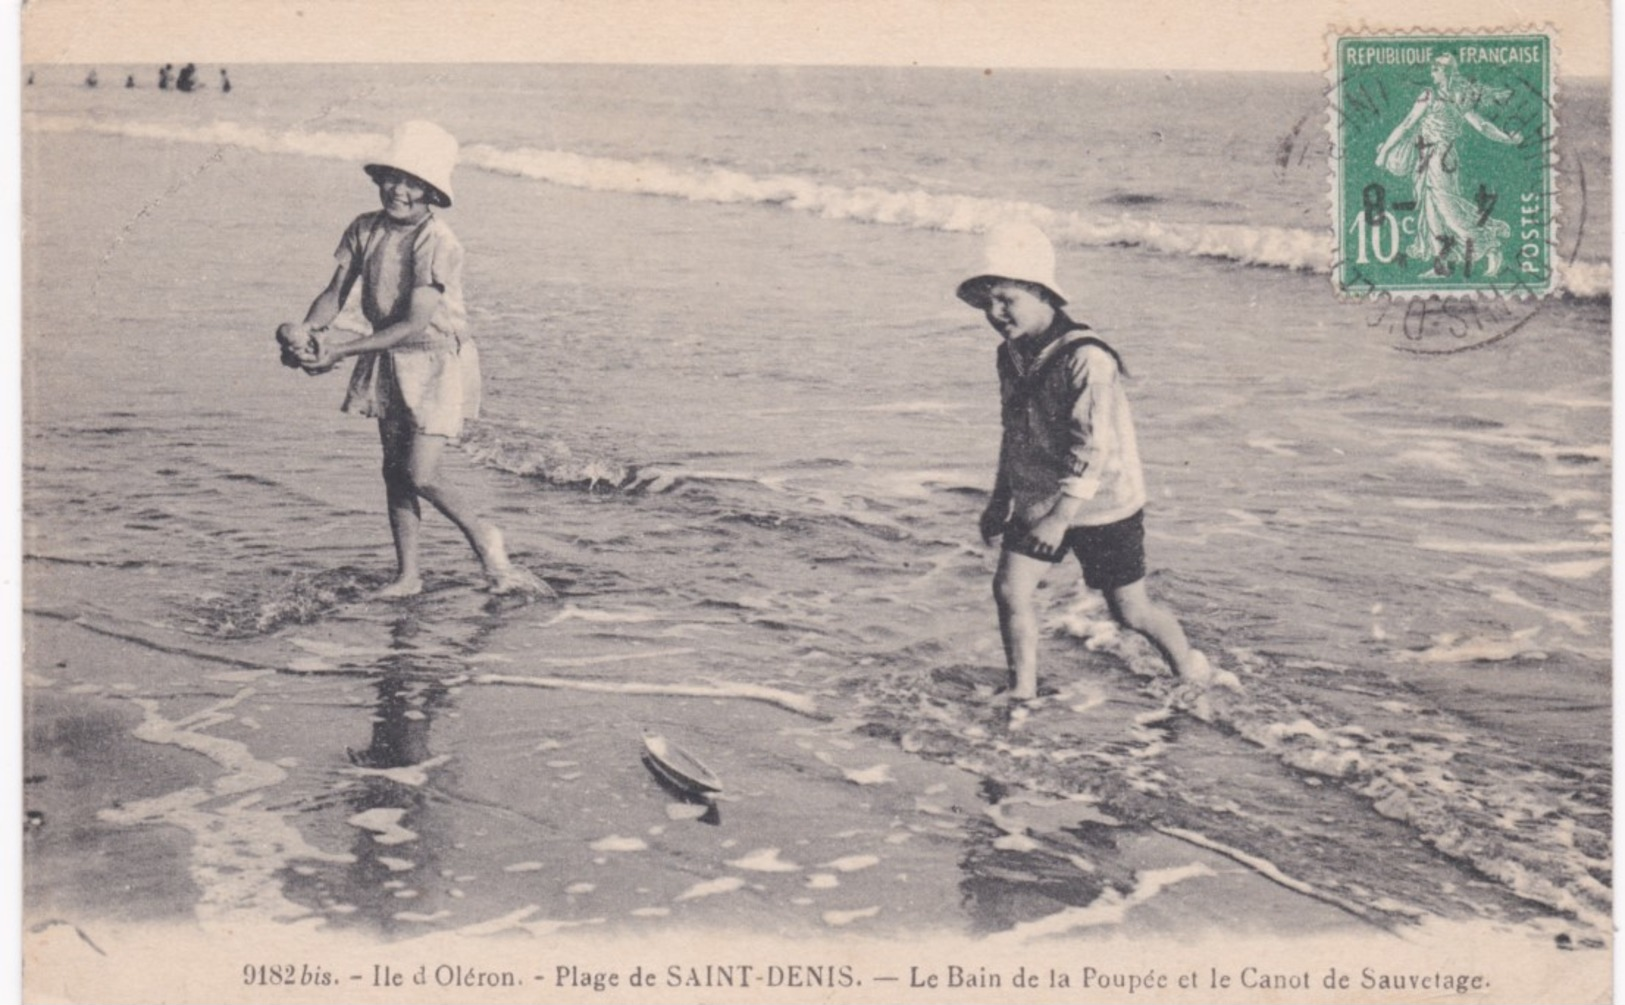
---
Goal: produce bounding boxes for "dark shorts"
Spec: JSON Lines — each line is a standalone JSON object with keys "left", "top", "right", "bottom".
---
{"left": 1005, "top": 509, "right": 1147, "bottom": 591}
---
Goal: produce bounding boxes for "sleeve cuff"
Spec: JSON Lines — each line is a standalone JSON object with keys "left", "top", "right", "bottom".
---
{"left": 1059, "top": 473, "right": 1101, "bottom": 500}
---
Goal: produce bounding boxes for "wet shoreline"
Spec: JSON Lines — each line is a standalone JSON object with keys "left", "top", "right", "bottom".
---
{"left": 23, "top": 599, "right": 1385, "bottom": 945}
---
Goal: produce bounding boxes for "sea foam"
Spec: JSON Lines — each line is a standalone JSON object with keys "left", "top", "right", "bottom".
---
{"left": 26, "top": 113, "right": 1610, "bottom": 296}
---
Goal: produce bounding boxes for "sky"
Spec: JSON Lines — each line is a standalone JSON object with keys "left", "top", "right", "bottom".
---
{"left": 17, "top": 0, "right": 1614, "bottom": 77}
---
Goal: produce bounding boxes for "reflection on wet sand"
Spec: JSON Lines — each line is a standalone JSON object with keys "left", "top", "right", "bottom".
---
{"left": 956, "top": 792, "right": 1120, "bottom": 935}
{"left": 336, "top": 670, "right": 453, "bottom": 932}
{"left": 288, "top": 614, "right": 463, "bottom": 935}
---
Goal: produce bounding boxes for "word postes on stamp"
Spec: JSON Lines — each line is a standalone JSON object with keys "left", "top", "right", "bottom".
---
{"left": 1331, "top": 31, "right": 1554, "bottom": 298}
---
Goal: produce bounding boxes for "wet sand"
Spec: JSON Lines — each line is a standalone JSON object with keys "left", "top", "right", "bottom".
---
{"left": 24, "top": 560, "right": 1603, "bottom": 1005}
{"left": 25, "top": 605, "right": 1384, "bottom": 943}
{"left": 24, "top": 632, "right": 1603, "bottom": 1005}
{"left": 25, "top": 685, "right": 201, "bottom": 926}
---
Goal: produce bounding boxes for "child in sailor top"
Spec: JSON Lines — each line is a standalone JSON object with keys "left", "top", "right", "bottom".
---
{"left": 960, "top": 223, "right": 1234, "bottom": 701}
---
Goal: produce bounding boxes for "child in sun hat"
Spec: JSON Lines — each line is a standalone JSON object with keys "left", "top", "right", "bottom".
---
{"left": 959, "top": 221, "right": 1236, "bottom": 702}
{"left": 281, "top": 120, "right": 548, "bottom": 598}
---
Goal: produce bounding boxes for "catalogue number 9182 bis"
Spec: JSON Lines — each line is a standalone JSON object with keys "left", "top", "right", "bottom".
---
{"left": 243, "top": 964, "right": 337, "bottom": 987}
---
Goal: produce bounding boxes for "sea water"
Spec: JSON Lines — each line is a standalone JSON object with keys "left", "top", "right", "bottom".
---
{"left": 22, "top": 65, "right": 1611, "bottom": 940}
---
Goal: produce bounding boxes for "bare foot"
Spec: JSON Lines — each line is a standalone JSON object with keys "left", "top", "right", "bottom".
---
{"left": 994, "top": 681, "right": 1047, "bottom": 706}
{"left": 994, "top": 667, "right": 1045, "bottom": 703}
{"left": 1169, "top": 685, "right": 1216, "bottom": 723}
{"left": 373, "top": 576, "right": 423, "bottom": 600}
{"left": 488, "top": 565, "right": 556, "bottom": 598}
{"left": 1179, "top": 651, "right": 1243, "bottom": 693}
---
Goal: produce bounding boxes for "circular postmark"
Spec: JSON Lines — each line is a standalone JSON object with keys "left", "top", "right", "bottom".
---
{"left": 1363, "top": 288, "right": 1544, "bottom": 354}
{"left": 1273, "top": 29, "right": 1597, "bottom": 353}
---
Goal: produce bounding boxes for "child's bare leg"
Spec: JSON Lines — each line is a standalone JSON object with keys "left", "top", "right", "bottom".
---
{"left": 1103, "top": 580, "right": 1193, "bottom": 674}
{"left": 405, "top": 432, "right": 505, "bottom": 565}
{"left": 993, "top": 550, "right": 1050, "bottom": 700}
{"left": 1104, "top": 580, "right": 1236, "bottom": 690}
{"left": 405, "top": 432, "right": 548, "bottom": 595}
{"left": 379, "top": 480, "right": 424, "bottom": 596}
{"left": 376, "top": 419, "right": 424, "bottom": 598}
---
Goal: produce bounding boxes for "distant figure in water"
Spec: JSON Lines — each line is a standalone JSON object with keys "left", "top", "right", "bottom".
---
{"left": 84, "top": 69, "right": 98, "bottom": 88}
{"left": 176, "top": 63, "right": 197, "bottom": 92}
{"left": 957, "top": 222, "right": 1238, "bottom": 704}
{"left": 220, "top": 68, "right": 232, "bottom": 94}
{"left": 158, "top": 64, "right": 172, "bottom": 90}
{"left": 125, "top": 75, "right": 136, "bottom": 88}
{"left": 26, "top": 71, "right": 34, "bottom": 86}
{"left": 279, "top": 120, "right": 548, "bottom": 599}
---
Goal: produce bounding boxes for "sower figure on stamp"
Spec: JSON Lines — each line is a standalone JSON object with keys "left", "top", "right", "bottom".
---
{"left": 1376, "top": 54, "right": 1523, "bottom": 278}
{"left": 279, "top": 120, "right": 550, "bottom": 599}
{"left": 960, "top": 222, "right": 1238, "bottom": 704}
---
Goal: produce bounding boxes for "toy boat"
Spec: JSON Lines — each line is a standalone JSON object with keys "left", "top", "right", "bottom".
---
{"left": 641, "top": 732, "right": 723, "bottom": 797}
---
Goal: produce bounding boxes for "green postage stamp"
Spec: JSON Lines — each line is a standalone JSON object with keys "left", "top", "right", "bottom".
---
{"left": 1330, "top": 31, "right": 1555, "bottom": 297}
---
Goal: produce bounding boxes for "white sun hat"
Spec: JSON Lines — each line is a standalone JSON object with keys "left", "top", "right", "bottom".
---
{"left": 365, "top": 120, "right": 459, "bottom": 208}
{"left": 956, "top": 220, "right": 1068, "bottom": 309}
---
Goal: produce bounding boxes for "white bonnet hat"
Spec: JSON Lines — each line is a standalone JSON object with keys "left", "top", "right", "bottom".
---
{"left": 365, "top": 120, "right": 459, "bottom": 208}
{"left": 956, "top": 221, "right": 1068, "bottom": 308}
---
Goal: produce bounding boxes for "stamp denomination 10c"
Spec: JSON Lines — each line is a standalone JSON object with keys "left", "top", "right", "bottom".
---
{"left": 1331, "top": 31, "right": 1555, "bottom": 297}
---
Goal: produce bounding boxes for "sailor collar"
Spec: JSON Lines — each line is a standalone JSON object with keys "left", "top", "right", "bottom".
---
{"left": 1004, "top": 322, "right": 1088, "bottom": 379}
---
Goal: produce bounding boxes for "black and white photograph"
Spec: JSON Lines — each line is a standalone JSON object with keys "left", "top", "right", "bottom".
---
{"left": 16, "top": 2, "right": 1613, "bottom": 1002}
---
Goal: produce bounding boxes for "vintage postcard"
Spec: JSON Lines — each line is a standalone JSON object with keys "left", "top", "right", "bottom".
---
{"left": 16, "top": 2, "right": 1612, "bottom": 1003}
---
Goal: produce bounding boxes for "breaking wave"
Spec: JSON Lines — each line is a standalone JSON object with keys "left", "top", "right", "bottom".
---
{"left": 26, "top": 113, "right": 1610, "bottom": 297}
